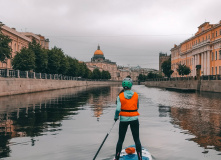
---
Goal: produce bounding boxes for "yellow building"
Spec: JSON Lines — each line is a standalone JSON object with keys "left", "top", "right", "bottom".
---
{"left": 171, "top": 21, "right": 221, "bottom": 77}
{"left": 0, "top": 23, "right": 49, "bottom": 69}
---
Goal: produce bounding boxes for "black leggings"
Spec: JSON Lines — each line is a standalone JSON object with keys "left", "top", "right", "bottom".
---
{"left": 115, "top": 119, "right": 142, "bottom": 160}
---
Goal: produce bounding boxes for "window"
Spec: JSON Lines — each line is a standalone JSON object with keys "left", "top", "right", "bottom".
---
{"left": 220, "top": 29, "right": 221, "bottom": 36}
{"left": 215, "top": 51, "right": 217, "bottom": 60}
{"left": 219, "top": 50, "right": 221, "bottom": 60}
{"left": 219, "top": 66, "right": 221, "bottom": 75}
{"left": 216, "top": 31, "right": 218, "bottom": 37}
{"left": 215, "top": 67, "right": 217, "bottom": 75}
{"left": 212, "top": 67, "right": 214, "bottom": 75}
{"left": 211, "top": 52, "right": 214, "bottom": 61}
{"left": 206, "top": 36, "right": 207, "bottom": 40}
{"left": 212, "top": 33, "right": 214, "bottom": 38}
{"left": 209, "top": 34, "right": 210, "bottom": 39}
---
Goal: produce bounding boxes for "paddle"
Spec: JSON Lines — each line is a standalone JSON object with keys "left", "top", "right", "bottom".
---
{"left": 93, "top": 121, "right": 117, "bottom": 160}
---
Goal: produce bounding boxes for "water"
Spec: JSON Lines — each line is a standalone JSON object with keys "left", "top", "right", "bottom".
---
{"left": 0, "top": 85, "right": 221, "bottom": 160}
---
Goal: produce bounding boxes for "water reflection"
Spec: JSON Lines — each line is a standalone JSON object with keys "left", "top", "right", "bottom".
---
{"left": 158, "top": 105, "right": 171, "bottom": 117}
{"left": 0, "top": 85, "right": 119, "bottom": 159}
{"left": 166, "top": 91, "right": 221, "bottom": 152}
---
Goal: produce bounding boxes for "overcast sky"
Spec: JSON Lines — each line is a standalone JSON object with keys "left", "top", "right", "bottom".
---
{"left": 0, "top": 0, "right": 221, "bottom": 69}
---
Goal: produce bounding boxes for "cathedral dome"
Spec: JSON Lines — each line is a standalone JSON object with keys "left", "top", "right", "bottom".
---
{"left": 94, "top": 44, "right": 103, "bottom": 55}
{"left": 94, "top": 50, "right": 103, "bottom": 55}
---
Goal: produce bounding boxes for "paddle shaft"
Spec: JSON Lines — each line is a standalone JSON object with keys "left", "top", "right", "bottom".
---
{"left": 93, "top": 121, "right": 116, "bottom": 160}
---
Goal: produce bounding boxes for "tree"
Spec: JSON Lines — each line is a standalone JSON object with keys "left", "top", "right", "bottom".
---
{"left": 78, "top": 62, "right": 86, "bottom": 77}
{"left": 138, "top": 74, "right": 146, "bottom": 81}
{"left": 12, "top": 48, "right": 35, "bottom": 71}
{"left": 83, "top": 67, "right": 91, "bottom": 79}
{"left": 0, "top": 24, "right": 12, "bottom": 63}
{"left": 58, "top": 54, "right": 68, "bottom": 75}
{"left": 176, "top": 64, "right": 191, "bottom": 76}
{"left": 161, "top": 57, "right": 174, "bottom": 78}
{"left": 28, "top": 40, "right": 48, "bottom": 73}
{"left": 47, "top": 47, "right": 69, "bottom": 74}
{"left": 146, "top": 72, "right": 162, "bottom": 79}
{"left": 92, "top": 68, "right": 101, "bottom": 79}
{"left": 80, "top": 63, "right": 91, "bottom": 78}
{"left": 47, "top": 47, "right": 61, "bottom": 74}
{"left": 101, "top": 70, "right": 111, "bottom": 79}
{"left": 66, "top": 56, "right": 79, "bottom": 77}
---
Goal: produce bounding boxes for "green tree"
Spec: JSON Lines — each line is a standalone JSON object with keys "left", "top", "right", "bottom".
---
{"left": 12, "top": 48, "right": 35, "bottom": 71}
{"left": 87, "top": 69, "right": 92, "bottom": 79}
{"left": 80, "top": 63, "right": 91, "bottom": 78}
{"left": 58, "top": 54, "right": 69, "bottom": 75}
{"left": 47, "top": 47, "right": 68, "bottom": 74}
{"left": 28, "top": 40, "right": 48, "bottom": 73}
{"left": 78, "top": 62, "right": 86, "bottom": 77}
{"left": 147, "top": 72, "right": 154, "bottom": 79}
{"left": 146, "top": 72, "right": 162, "bottom": 79}
{"left": 161, "top": 57, "right": 174, "bottom": 78}
{"left": 138, "top": 74, "right": 146, "bottom": 81}
{"left": 176, "top": 64, "right": 191, "bottom": 76}
{"left": 47, "top": 47, "right": 61, "bottom": 74}
{"left": 101, "top": 70, "right": 111, "bottom": 79}
{"left": 92, "top": 68, "right": 101, "bottom": 79}
{"left": 66, "top": 56, "right": 79, "bottom": 77}
{"left": 0, "top": 24, "right": 12, "bottom": 63}
{"left": 84, "top": 67, "right": 91, "bottom": 79}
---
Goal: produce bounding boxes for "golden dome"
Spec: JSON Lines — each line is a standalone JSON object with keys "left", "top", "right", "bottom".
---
{"left": 94, "top": 50, "right": 103, "bottom": 55}
{"left": 94, "top": 44, "right": 104, "bottom": 55}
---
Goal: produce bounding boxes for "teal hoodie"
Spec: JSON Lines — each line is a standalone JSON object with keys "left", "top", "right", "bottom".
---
{"left": 114, "top": 90, "right": 139, "bottom": 122}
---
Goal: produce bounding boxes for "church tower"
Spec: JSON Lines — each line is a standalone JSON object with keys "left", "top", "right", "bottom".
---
{"left": 91, "top": 44, "right": 105, "bottom": 62}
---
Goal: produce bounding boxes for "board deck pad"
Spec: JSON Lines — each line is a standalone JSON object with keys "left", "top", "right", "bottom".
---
{"left": 115, "top": 145, "right": 152, "bottom": 160}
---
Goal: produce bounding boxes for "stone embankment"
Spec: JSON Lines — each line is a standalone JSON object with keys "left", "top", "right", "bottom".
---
{"left": 144, "top": 80, "right": 221, "bottom": 93}
{"left": 0, "top": 77, "right": 120, "bottom": 97}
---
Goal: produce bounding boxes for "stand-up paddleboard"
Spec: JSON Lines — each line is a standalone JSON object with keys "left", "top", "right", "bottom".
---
{"left": 114, "top": 145, "right": 152, "bottom": 160}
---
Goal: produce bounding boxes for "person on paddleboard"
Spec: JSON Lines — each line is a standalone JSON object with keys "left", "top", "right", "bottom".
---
{"left": 114, "top": 76, "right": 142, "bottom": 160}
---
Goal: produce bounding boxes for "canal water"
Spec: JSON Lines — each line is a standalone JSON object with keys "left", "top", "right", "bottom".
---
{"left": 0, "top": 85, "right": 221, "bottom": 160}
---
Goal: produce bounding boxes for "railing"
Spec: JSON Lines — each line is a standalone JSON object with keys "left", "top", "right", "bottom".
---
{"left": 35, "top": 73, "right": 41, "bottom": 79}
{"left": 0, "top": 69, "right": 6, "bottom": 77}
{"left": 20, "top": 71, "right": 27, "bottom": 78}
{"left": 146, "top": 75, "right": 221, "bottom": 81}
{"left": 28, "top": 72, "right": 34, "bottom": 78}
{"left": 9, "top": 70, "right": 16, "bottom": 77}
{"left": 0, "top": 69, "right": 111, "bottom": 81}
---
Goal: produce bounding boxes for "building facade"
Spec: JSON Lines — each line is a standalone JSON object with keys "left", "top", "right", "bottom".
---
{"left": 86, "top": 45, "right": 157, "bottom": 81}
{"left": 86, "top": 45, "right": 119, "bottom": 80}
{"left": 159, "top": 52, "right": 170, "bottom": 75}
{"left": 171, "top": 21, "right": 221, "bottom": 77}
{"left": 0, "top": 23, "right": 49, "bottom": 69}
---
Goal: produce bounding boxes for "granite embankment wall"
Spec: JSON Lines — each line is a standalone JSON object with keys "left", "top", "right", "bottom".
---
{"left": 144, "top": 80, "right": 221, "bottom": 93}
{"left": 0, "top": 77, "right": 120, "bottom": 97}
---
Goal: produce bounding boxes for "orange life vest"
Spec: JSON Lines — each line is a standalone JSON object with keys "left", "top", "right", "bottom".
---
{"left": 119, "top": 92, "right": 140, "bottom": 117}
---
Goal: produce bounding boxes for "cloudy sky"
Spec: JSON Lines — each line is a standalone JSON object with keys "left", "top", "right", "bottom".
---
{"left": 0, "top": 0, "right": 221, "bottom": 69}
